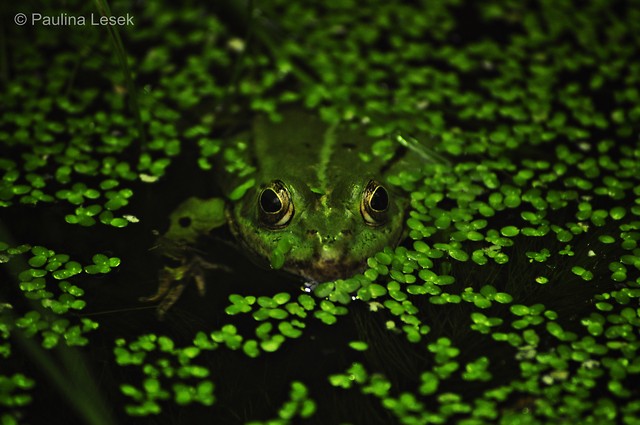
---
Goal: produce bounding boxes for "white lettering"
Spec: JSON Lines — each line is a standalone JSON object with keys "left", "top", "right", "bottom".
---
{"left": 27, "top": 12, "right": 133, "bottom": 26}
{"left": 90, "top": 13, "right": 134, "bottom": 26}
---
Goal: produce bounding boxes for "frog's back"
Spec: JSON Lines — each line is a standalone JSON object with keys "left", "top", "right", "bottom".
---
{"left": 216, "top": 111, "right": 381, "bottom": 197}
{"left": 252, "top": 110, "right": 383, "bottom": 190}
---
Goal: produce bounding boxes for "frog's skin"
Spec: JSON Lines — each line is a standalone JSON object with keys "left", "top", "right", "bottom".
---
{"left": 144, "top": 110, "right": 428, "bottom": 317}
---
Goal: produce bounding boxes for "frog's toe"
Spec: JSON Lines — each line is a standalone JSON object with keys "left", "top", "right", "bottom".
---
{"left": 198, "top": 257, "right": 232, "bottom": 273}
{"left": 139, "top": 266, "right": 191, "bottom": 318}
{"left": 139, "top": 267, "right": 176, "bottom": 303}
{"left": 155, "top": 283, "right": 187, "bottom": 319}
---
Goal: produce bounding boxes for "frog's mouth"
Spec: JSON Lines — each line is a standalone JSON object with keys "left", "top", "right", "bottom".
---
{"left": 286, "top": 257, "right": 364, "bottom": 283}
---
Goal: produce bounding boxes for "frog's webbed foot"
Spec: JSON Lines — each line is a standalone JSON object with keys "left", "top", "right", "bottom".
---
{"left": 141, "top": 256, "right": 231, "bottom": 319}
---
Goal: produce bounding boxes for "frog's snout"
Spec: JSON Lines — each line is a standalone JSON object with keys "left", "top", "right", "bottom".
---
{"left": 293, "top": 219, "right": 360, "bottom": 280}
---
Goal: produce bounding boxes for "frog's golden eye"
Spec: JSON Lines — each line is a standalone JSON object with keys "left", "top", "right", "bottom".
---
{"left": 258, "top": 180, "right": 294, "bottom": 228}
{"left": 361, "top": 180, "right": 389, "bottom": 226}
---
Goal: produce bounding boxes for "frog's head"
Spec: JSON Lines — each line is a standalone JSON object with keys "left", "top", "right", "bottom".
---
{"left": 229, "top": 176, "right": 407, "bottom": 282}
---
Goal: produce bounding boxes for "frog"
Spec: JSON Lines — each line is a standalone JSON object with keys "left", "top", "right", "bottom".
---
{"left": 143, "top": 109, "right": 438, "bottom": 318}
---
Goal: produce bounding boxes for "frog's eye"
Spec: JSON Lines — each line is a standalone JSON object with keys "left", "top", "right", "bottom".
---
{"left": 361, "top": 180, "right": 389, "bottom": 226}
{"left": 258, "top": 180, "right": 294, "bottom": 228}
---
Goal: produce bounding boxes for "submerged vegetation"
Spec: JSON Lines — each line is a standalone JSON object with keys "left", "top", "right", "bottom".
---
{"left": 1, "top": 0, "right": 639, "bottom": 424}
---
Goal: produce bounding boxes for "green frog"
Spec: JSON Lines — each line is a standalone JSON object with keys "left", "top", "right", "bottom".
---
{"left": 144, "top": 110, "right": 436, "bottom": 317}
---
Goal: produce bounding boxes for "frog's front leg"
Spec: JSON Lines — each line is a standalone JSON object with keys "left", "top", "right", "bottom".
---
{"left": 142, "top": 197, "right": 228, "bottom": 319}
{"left": 142, "top": 254, "right": 228, "bottom": 318}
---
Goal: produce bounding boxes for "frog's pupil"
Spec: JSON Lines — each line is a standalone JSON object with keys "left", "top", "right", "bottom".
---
{"left": 261, "top": 189, "right": 282, "bottom": 213}
{"left": 371, "top": 186, "right": 388, "bottom": 211}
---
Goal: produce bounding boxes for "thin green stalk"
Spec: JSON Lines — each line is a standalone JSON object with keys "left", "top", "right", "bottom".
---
{"left": 93, "top": 0, "right": 146, "bottom": 147}
{"left": 13, "top": 333, "right": 117, "bottom": 425}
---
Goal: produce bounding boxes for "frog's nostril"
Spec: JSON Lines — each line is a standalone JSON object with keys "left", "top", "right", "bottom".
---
{"left": 178, "top": 217, "right": 191, "bottom": 228}
{"left": 319, "top": 234, "right": 337, "bottom": 244}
